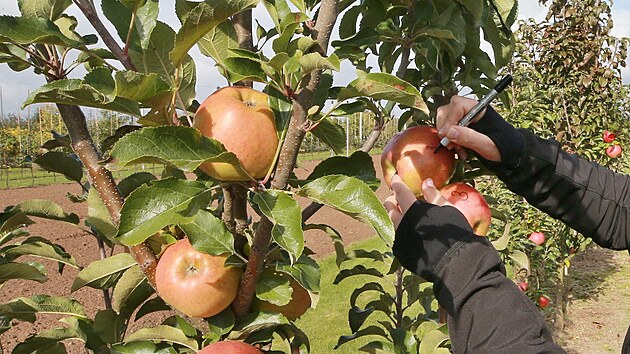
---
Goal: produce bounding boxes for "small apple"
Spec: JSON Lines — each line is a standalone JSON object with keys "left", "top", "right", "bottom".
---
{"left": 538, "top": 295, "right": 551, "bottom": 309}
{"left": 606, "top": 144, "right": 622, "bottom": 158}
{"left": 198, "top": 341, "right": 262, "bottom": 354}
{"left": 528, "top": 231, "right": 545, "bottom": 246}
{"left": 603, "top": 130, "right": 616, "bottom": 143}
{"left": 517, "top": 281, "right": 528, "bottom": 292}
{"left": 253, "top": 273, "right": 311, "bottom": 320}
{"left": 381, "top": 125, "right": 456, "bottom": 197}
{"left": 155, "top": 238, "right": 242, "bottom": 318}
{"left": 438, "top": 182, "right": 492, "bottom": 236}
{"left": 194, "top": 86, "right": 279, "bottom": 181}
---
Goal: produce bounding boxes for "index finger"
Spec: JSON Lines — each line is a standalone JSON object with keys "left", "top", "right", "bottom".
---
{"left": 390, "top": 174, "right": 417, "bottom": 214}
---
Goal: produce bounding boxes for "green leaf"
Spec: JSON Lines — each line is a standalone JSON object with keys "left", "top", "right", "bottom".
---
{"left": 197, "top": 20, "right": 238, "bottom": 67}
{"left": 299, "top": 52, "right": 340, "bottom": 75}
{"left": 33, "top": 151, "right": 83, "bottom": 183}
{"left": 112, "top": 265, "right": 147, "bottom": 314}
{"left": 22, "top": 71, "right": 141, "bottom": 116}
{"left": 4, "top": 237, "right": 78, "bottom": 268}
{"left": 0, "top": 43, "right": 30, "bottom": 71}
{"left": 333, "top": 265, "right": 384, "bottom": 285}
{"left": 230, "top": 311, "right": 289, "bottom": 339}
{"left": 0, "top": 295, "right": 86, "bottom": 323}
{"left": 114, "top": 71, "right": 173, "bottom": 106}
{"left": 335, "top": 325, "right": 388, "bottom": 349}
{"left": 125, "top": 325, "right": 198, "bottom": 351}
{"left": 297, "top": 175, "right": 394, "bottom": 245}
{"left": 86, "top": 187, "right": 117, "bottom": 241}
{"left": 256, "top": 272, "right": 293, "bottom": 306}
{"left": 101, "top": 0, "right": 158, "bottom": 51}
{"left": 0, "top": 212, "right": 34, "bottom": 233}
{"left": 18, "top": 0, "right": 72, "bottom": 21}
{"left": 94, "top": 309, "right": 125, "bottom": 344}
{"left": 349, "top": 282, "right": 385, "bottom": 308}
{"left": 275, "top": 255, "right": 321, "bottom": 293}
{"left": 10, "top": 199, "right": 79, "bottom": 224}
{"left": 339, "top": 72, "right": 429, "bottom": 113}
{"left": 491, "top": 222, "right": 511, "bottom": 251}
{"left": 305, "top": 151, "right": 378, "bottom": 188}
{"left": 71, "top": 253, "right": 136, "bottom": 292}
{"left": 117, "top": 171, "right": 157, "bottom": 197}
{"left": 303, "top": 224, "right": 345, "bottom": 267}
{"left": 0, "top": 262, "right": 47, "bottom": 284}
{"left": 223, "top": 55, "right": 267, "bottom": 83}
{"left": 13, "top": 326, "right": 83, "bottom": 354}
{"left": 418, "top": 326, "right": 449, "bottom": 353}
{"left": 309, "top": 118, "right": 346, "bottom": 154}
{"left": 135, "top": 297, "right": 170, "bottom": 321}
{"left": 252, "top": 190, "right": 304, "bottom": 263}
{"left": 170, "top": 0, "right": 258, "bottom": 66}
{"left": 328, "top": 101, "right": 367, "bottom": 116}
{"left": 116, "top": 178, "right": 211, "bottom": 246}
{"left": 0, "top": 15, "right": 83, "bottom": 46}
{"left": 110, "top": 126, "right": 241, "bottom": 172}
{"left": 111, "top": 341, "right": 176, "bottom": 353}
{"left": 508, "top": 250, "right": 530, "bottom": 272}
{"left": 348, "top": 306, "right": 374, "bottom": 333}
{"left": 181, "top": 210, "right": 236, "bottom": 256}
{"left": 205, "top": 308, "right": 235, "bottom": 342}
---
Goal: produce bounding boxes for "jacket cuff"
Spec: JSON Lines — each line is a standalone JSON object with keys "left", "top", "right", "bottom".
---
{"left": 470, "top": 106, "right": 525, "bottom": 175}
{"left": 393, "top": 202, "right": 475, "bottom": 282}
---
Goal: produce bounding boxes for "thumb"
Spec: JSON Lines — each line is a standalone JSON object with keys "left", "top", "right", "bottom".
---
{"left": 390, "top": 174, "right": 417, "bottom": 214}
{"left": 446, "top": 126, "right": 501, "bottom": 162}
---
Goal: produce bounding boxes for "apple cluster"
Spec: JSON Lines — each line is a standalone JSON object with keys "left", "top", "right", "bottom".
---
{"left": 603, "top": 130, "right": 622, "bottom": 159}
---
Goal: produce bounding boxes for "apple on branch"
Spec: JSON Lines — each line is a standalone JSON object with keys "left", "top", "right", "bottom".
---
{"left": 438, "top": 182, "right": 492, "bottom": 236}
{"left": 381, "top": 125, "right": 456, "bottom": 197}
{"left": 155, "top": 238, "right": 242, "bottom": 318}
{"left": 198, "top": 340, "right": 262, "bottom": 354}
{"left": 528, "top": 231, "right": 545, "bottom": 246}
{"left": 194, "top": 86, "right": 279, "bottom": 181}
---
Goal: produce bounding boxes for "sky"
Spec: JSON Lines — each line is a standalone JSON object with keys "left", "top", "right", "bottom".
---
{"left": 0, "top": 1, "right": 629, "bottom": 116}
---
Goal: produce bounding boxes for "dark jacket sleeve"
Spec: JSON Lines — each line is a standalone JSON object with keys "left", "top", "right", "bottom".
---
{"left": 473, "top": 107, "right": 630, "bottom": 251}
{"left": 394, "top": 202, "right": 565, "bottom": 354}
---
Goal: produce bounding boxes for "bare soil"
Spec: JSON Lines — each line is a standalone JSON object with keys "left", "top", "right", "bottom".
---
{"left": 1, "top": 155, "right": 628, "bottom": 353}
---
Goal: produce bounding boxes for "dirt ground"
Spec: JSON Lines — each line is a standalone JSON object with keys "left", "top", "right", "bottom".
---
{"left": 1, "top": 155, "right": 629, "bottom": 353}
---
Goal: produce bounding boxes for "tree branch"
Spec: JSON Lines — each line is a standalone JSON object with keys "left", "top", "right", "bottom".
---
{"left": 232, "top": 0, "right": 339, "bottom": 316}
{"left": 56, "top": 104, "right": 157, "bottom": 286}
{"left": 73, "top": 0, "right": 136, "bottom": 71}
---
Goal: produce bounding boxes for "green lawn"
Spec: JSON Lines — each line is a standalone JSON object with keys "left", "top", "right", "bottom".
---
{"left": 295, "top": 236, "right": 393, "bottom": 354}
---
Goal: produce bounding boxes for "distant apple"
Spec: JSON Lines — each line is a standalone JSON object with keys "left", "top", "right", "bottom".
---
{"left": 603, "top": 130, "right": 616, "bottom": 143}
{"left": 381, "top": 125, "right": 456, "bottom": 197}
{"left": 538, "top": 295, "right": 551, "bottom": 309}
{"left": 518, "top": 281, "right": 528, "bottom": 292}
{"left": 528, "top": 231, "right": 545, "bottom": 246}
{"left": 198, "top": 341, "right": 262, "bottom": 354}
{"left": 606, "top": 144, "right": 622, "bottom": 158}
{"left": 439, "top": 182, "right": 492, "bottom": 236}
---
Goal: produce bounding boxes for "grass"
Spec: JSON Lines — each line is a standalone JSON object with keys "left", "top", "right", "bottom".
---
{"left": 295, "top": 236, "right": 392, "bottom": 354}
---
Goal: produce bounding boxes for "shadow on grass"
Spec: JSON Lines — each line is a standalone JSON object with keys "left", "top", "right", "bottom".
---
{"left": 568, "top": 246, "right": 623, "bottom": 302}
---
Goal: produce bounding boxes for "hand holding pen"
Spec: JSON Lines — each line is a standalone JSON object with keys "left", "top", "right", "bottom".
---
{"left": 434, "top": 75, "right": 513, "bottom": 156}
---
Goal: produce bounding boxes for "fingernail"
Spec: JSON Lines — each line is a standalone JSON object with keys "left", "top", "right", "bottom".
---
{"left": 425, "top": 178, "right": 434, "bottom": 187}
{"left": 447, "top": 127, "right": 460, "bottom": 140}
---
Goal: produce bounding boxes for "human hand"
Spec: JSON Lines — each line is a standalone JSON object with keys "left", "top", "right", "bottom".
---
{"left": 436, "top": 96, "right": 501, "bottom": 162}
{"left": 383, "top": 175, "right": 453, "bottom": 229}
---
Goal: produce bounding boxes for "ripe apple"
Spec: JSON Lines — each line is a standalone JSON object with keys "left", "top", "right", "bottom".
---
{"left": 198, "top": 341, "right": 262, "bottom": 354}
{"left": 155, "top": 238, "right": 242, "bottom": 318}
{"left": 381, "top": 125, "right": 456, "bottom": 197}
{"left": 603, "top": 130, "right": 616, "bottom": 143}
{"left": 518, "top": 281, "right": 528, "bottom": 292}
{"left": 538, "top": 295, "right": 551, "bottom": 309}
{"left": 438, "top": 182, "right": 492, "bottom": 236}
{"left": 253, "top": 273, "right": 311, "bottom": 320}
{"left": 194, "top": 86, "right": 279, "bottom": 181}
{"left": 606, "top": 144, "right": 622, "bottom": 158}
{"left": 528, "top": 231, "right": 545, "bottom": 246}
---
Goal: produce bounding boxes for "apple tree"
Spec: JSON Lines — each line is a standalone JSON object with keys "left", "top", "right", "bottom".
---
{"left": 0, "top": 0, "right": 518, "bottom": 352}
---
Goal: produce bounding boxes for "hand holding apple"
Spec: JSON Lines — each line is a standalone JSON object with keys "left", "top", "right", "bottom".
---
{"left": 194, "top": 86, "right": 279, "bottom": 181}
{"left": 155, "top": 238, "right": 242, "bottom": 318}
{"left": 381, "top": 125, "right": 456, "bottom": 197}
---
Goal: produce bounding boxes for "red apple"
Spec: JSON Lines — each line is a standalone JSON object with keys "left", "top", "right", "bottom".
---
{"left": 528, "top": 231, "right": 545, "bottom": 246}
{"left": 518, "top": 281, "right": 528, "bottom": 292}
{"left": 603, "top": 130, "right": 616, "bottom": 143}
{"left": 438, "top": 182, "right": 492, "bottom": 236}
{"left": 198, "top": 341, "right": 262, "bottom": 354}
{"left": 194, "top": 86, "right": 278, "bottom": 181}
{"left": 253, "top": 273, "right": 311, "bottom": 320}
{"left": 155, "top": 238, "right": 242, "bottom": 318}
{"left": 381, "top": 125, "right": 456, "bottom": 197}
{"left": 606, "top": 144, "right": 622, "bottom": 158}
{"left": 538, "top": 295, "right": 551, "bottom": 309}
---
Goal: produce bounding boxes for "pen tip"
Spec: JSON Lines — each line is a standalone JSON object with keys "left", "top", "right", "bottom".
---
{"left": 434, "top": 145, "right": 443, "bottom": 154}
